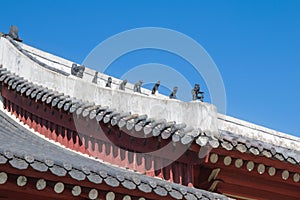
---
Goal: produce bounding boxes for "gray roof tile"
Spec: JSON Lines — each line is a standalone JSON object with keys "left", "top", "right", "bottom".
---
{"left": 0, "top": 104, "right": 226, "bottom": 199}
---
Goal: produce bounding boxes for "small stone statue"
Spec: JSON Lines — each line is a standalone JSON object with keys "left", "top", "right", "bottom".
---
{"left": 7, "top": 25, "right": 22, "bottom": 42}
{"left": 71, "top": 63, "right": 85, "bottom": 78}
{"left": 192, "top": 84, "right": 204, "bottom": 101}
{"left": 106, "top": 77, "right": 112, "bottom": 88}
{"left": 169, "top": 86, "right": 178, "bottom": 99}
{"left": 92, "top": 72, "right": 98, "bottom": 84}
{"left": 151, "top": 81, "right": 160, "bottom": 95}
{"left": 119, "top": 79, "right": 128, "bottom": 90}
{"left": 133, "top": 80, "right": 143, "bottom": 93}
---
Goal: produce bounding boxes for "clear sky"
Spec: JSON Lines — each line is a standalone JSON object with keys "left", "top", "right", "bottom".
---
{"left": 1, "top": 0, "right": 299, "bottom": 136}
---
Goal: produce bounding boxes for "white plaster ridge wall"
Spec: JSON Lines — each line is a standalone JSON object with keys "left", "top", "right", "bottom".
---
{"left": 218, "top": 114, "right": 300, "bottom": 150}
{"left": 0, "top": 37, "right": 218, "bottom": 133}
{"left": 17, "top": 41, "right": 168, "bottom": 99}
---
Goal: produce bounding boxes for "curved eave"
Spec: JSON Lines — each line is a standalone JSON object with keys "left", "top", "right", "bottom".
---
{"left": 0, "top": 108, "right": 227, "bottom": 200}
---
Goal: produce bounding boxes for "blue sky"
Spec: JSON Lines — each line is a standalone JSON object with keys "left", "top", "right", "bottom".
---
{"left": 1, "top": 0, "right": 299, "bottom": 136}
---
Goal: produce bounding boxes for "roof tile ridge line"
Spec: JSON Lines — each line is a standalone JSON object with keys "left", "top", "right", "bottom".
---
{"left": 217, "top": 113, "right": 300, "bottom": 143}
{"left": 4, "top": 36, "right": 70, "bottom": 76}
{"left": 0, "top": 109, "right": 229, "bottom": 200}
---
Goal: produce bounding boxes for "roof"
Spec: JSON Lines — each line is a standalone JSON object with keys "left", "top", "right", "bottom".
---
{"left": 0, "top": 33, "right": 299, "bottom": 167}
{"left": 0, "top": 66, "right": 299, "bottom": 167}
{"left": 0, "top": 108, "right": 228, "bottom": 200}
{"left": 2, "top": 35, "right": 300, "bottom": 150}
{"left": 0, "top": 30, "right": 299, "bottom": 200}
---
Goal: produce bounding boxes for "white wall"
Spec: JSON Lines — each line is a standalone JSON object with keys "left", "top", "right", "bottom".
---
{"left": 0, "top": 37, "right": 219, "bottom": 134}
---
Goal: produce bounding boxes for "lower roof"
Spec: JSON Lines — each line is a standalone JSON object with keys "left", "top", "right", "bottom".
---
{"left": 0, "top": 109, "right": 228, "bottom": 200}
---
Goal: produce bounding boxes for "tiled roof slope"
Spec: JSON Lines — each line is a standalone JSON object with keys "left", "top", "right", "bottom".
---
{"left": 0, "top": 109, "right": 228, "bottom": 200}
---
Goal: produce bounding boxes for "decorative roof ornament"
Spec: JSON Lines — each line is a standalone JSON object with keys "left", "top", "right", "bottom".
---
{"left": 6, "top": 25, "right": 22, "bottom": 42}
{"left": 192, "top": 84, "right": 204, "bottom": 102}
{"left": 92, "top": 72, "right": 98, "bottom": 84}
{"left": 105, "top": 77, "right": 112, "bottom": 88}
{"left": 119, "top": 79, "right": 127, "bottom": 90}
{"left": 169, "top": 86, "right": 178, "bottom": 99}
{"left": 133, "top": 80, "right": 143, "bottom": 93}
{"left": 71, "top": 63, "right": 85, "bottom": 78}
{"left": 151, "top": 81, "right": 160, "bottom": 95}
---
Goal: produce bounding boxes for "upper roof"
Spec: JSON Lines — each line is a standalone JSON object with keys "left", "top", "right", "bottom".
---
{"left": 0, "top": 35, "right": 299, "bottom": 167}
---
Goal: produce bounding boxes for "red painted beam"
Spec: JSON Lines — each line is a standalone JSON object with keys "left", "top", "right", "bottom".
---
{"left": 209, "top": 145, "right": 300, "bottom": 174}
{"left": 216, "top": 168, "right": 300, "bottom": 199}
{"left": 217, "top": 182, "right": 299, "bottom": 200}
{"left": 203, "top": 154, "right": 300, "bottom": 187}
